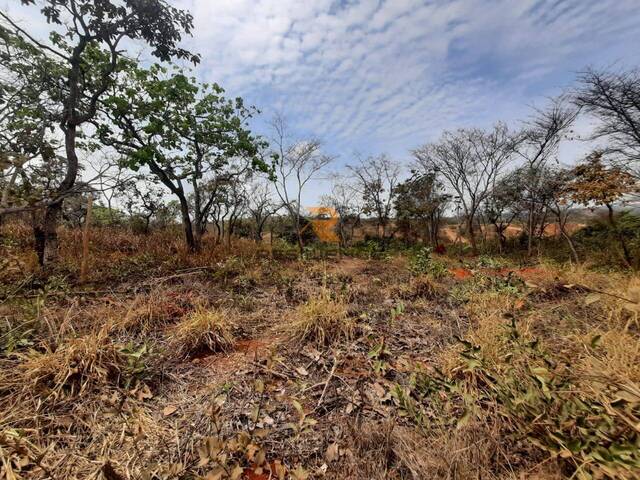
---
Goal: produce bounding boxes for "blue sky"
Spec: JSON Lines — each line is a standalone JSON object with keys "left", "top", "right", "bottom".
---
{"left": 5, "top": 0, "right": 640, "bottom": 202}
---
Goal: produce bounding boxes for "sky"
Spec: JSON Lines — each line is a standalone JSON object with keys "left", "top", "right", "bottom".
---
{"left": 4, "top": 0, "right": 640, "bottom": 204}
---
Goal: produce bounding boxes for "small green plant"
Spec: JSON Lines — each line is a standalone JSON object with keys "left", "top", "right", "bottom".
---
{"left": 368, "top": 337, "right": 391, "bottom": 375}
{"left": 119, "top": 342, "right": 154, "bottom": 388}
{"left": 476, "top": 255, "right": 507, "bottom": 268}
{"left": 409, "top": 247, "right": 448, "bottom": 278}
{"left": 286, "top": 398, "right": 318, "bottom": 438}
{"left": 389, "top": 301, "right": 404, "bottom": 324}
{"left": 409, "top": 321, "right": 640, "bottom": 479}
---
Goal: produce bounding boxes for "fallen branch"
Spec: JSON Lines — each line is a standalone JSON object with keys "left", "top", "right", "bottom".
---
{"left": 317, "top": 356, "right": 339, "bottom": 408}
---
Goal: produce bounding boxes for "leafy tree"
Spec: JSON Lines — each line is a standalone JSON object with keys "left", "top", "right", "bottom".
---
{"left": 394, "top": 172, "right": 449, "bottom": 246}
{"left": 99, "top": 65, "right": 268, "bottom": 251}
{"left": 568, "top": 151, "right": 638, "bottom": 266}
{"left": 0, "top": 24, "right": 58, "bottom": 227}
{"left": 0, "top": 0, "right": 198, "bottom": 266}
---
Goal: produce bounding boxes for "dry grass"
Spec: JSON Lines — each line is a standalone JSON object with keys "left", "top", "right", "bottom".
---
{"left": 285, "top": 293, "right": 355, "bottom": 347}
{"left": 166, "top": 308, "right": 235, "bottom": 359}
{"left": 115, "top": 289, "right": 200, "bottom": 334}
{"left": 8, "top": 329, "right": 123, "bottom": 403}
{"left": 2, "top": 223, "right": 640, "bottom": 479}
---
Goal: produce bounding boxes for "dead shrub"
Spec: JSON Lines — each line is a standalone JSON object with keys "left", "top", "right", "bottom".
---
{"left": 167, "top": 308, "right": 235, "bottom": 359}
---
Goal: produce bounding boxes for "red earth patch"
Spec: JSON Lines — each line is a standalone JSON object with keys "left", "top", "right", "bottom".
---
{"left": 450, "top": 267, "right": 474, "bottom": 280}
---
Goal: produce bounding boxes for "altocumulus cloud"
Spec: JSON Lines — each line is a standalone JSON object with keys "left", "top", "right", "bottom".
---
{"left": 5, "top": 0, "right": 640, "bottom": 162}
{"left": 165, "top": 0, "right": 640, "bottom": 160}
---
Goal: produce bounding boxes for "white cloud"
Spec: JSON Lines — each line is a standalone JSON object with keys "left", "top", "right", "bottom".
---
{"left": 5, "top": 0, "right": 640, "bottom": 204}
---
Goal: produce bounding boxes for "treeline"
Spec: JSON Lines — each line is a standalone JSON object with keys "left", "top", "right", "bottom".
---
{"left": 1, "top": 1, "right": 639, "bottom": 269}
{"left": 321, "top": 72, "right": 640, "bottom": 266}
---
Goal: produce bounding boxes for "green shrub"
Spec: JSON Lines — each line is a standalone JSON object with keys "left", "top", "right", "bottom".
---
{"left": 398, "top": 321, "right": 640, "bottom": 479}
{"left": 409, "top": 247, "right": 448, "bottom": 278}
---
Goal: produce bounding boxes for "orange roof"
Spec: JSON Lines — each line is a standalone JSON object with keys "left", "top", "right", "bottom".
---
{"left": 307, "top": 206, "right": 339, "bottom": 218}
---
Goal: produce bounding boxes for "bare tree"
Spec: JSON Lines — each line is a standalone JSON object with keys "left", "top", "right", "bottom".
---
{"left": 270, "top": 114, "right": 333, "bottom": 255}
{"left": 413, "top": 123, "right": 517, "bottom": 254}
{"left": 321, "top": 176, "right": 362, "bottom": 248}
{"left": 573, "top": 68, "right": 640, "bottom": 178}
{"left": 545, "top": 168, "right": 580, "bottom": 264}
{"left": 246, "top": 179, "right": 280, "bottom": 242}
{"left": 514, "top": 101, "right": 576, "bottom": 255}
{"left": 214, "top": 176, "right": 247, "bottom": 248}
{"left": 482, "top": 170, "right": 525, "bottom": 252}
{"left": 118, "top": 178, "right": 166, "bottom": 234}
{"left": 347, "top": 154, "right": 401, "bottom": 244}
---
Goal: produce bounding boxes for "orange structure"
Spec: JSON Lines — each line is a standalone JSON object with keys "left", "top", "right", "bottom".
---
{"left": 307, "top": 206, "right": 340, "bottom": 243}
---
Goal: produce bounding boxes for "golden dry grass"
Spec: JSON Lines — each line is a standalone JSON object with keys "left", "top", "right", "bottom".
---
{"left": 166, "top": 308, "right": 235, "bottom": 359}
{"left": 14, "top": 329, "right": 122, "bottom": 400}
{"left": 285, "top": 293, "right": 355, "bottom": 346}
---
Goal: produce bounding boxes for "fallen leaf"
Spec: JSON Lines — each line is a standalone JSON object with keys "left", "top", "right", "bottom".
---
{"left": 163, "top": 405, "right": 178, "bottom": 417}
{"left": 295, "top": 366, "right": 309, "bottom": 376}
{"left": 136, "top": 384, "right": 153, "bottom": 401}
{"left": 325, "top": 443, "right": 339, "bottom": 463}
{"left": 291, "top": 465, "right": 309, "bottom": 480}
{"left": 230, "top": 464, "right": 244, "bottom": 480}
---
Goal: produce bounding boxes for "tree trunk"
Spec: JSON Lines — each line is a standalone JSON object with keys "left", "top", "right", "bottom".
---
{"left": 193, "top": 220, "right": 203, "bottom": 251}
{"left": 607, "top": 203, "right": 632, "bottom": 267}
{"left": 34, "top": 202, "right": 62, "bottom": 267}
{"left": 494, "top": 223, "right": 506, "bottom": 253}
{"left": 560, "top": 228, "right": 579, "bottom": 264}
{"left": 467, "top": 216, "right": 478, "bottom": 255}
{"left": 0, "top": 157, "right": 24, "bottom": 226}
{"left": 144, "top": 215, "right": 151, "bottom": 235}
{"left": 35, "top": 127, "right": 80, "bottom": 268}
{"left": 527, "top": 204, "right": 534, "bottom": 256}
{"left": 295, "top": 214, "right": 304, "bottom": 257}
{"left": 178, "top": 196, "right": 196, "bottom": 251}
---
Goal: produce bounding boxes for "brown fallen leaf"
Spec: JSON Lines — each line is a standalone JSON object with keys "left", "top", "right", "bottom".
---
{"left": 325, "top": 442, "right": 339, "bottom": 463}
{"left": 163, "top": 405, "right": 178, "bottom": 416}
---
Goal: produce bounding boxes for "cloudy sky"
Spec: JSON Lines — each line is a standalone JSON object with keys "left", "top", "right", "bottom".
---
{"left": 171, "top": 0, "right": 639, "bottom": 157}
{"left": 4, "top": 0, "right": 640, "bottom": 202}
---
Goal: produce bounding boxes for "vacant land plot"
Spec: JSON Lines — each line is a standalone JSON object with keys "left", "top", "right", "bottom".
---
{"left": 1, "top": 228, "right": 638, "bottom": 480}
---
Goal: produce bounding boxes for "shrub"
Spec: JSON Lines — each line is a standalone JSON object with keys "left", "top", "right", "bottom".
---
{"left": 17, "top": 330, "right": 123, "bottom": 400}
{"left": 574, "top": 211, "right": 640, "bottom": 266}
{"left": 409, "top": 247, "right": 448, "bottom": 278}
{"left": 403, "top": 321, "right": 640, "bottom": 479}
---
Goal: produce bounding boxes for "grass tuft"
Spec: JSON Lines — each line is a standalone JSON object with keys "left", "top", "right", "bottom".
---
{"left": 167, "top": 308, "right": 235, "bottom": 358}
{"left": 286, "top": 293, "right": 355, "bottom": 346}
{"left": 15, "top": 330, "right": 122, "bottom": 400}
